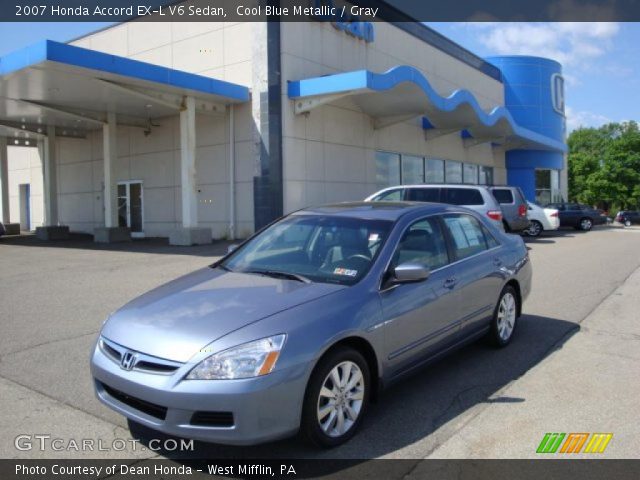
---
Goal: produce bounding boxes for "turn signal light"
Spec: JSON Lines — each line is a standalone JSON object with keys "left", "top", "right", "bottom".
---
{"left": 487, "top": 210, "right": 503, "bottom": 221}
{"left": 550, "top": 212, "right": 559, "bottom": 217}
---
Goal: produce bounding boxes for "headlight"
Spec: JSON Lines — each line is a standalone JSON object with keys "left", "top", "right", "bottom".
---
{"left": 186, "top": 335, "right": 286, "bottom": 380}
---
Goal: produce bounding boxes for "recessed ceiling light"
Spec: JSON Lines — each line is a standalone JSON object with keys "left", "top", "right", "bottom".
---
{"left": 145, "top": 104, "right": 153, "bottom": 108}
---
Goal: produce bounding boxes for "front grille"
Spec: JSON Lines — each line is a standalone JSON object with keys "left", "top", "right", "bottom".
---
{"left": 99, "top": 337, "right": 182, "bottom": 375}
{"left": 190, "top": 411, "right": 234, "bottom": 428}
{"left": 100, "top": 382, "right": 168, "bottom": 420}
{"left": 101, "top": 342, "right": 122, "bottom": 362}
{"left": 134, "top": 360, "right": 179, "bottom": 374}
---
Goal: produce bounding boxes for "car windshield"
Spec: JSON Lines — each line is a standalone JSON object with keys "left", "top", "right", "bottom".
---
{"left": 218, "top": 215, "right": 393, "bottom": 286}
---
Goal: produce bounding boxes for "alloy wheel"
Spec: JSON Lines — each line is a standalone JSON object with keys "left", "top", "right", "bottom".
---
{"left": 496, "top": 292, "right": 517, "bottom": 341}
{"left": 528, "top": 221, "right": 542, "bottom": 237}
{"left": 317, "top": 361, "right": 365, "bottom": 437}
{"left": 580, "top": 218, "right": 593, "bottom": 231}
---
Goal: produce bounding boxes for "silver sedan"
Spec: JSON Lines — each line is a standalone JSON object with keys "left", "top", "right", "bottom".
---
{"left": 90, "top": 202, "right": 531, "bottom": 447}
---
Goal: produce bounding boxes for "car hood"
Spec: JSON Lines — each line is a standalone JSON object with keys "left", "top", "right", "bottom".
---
{"left": 101, "top": 267, "right": 345, "bottom": 362}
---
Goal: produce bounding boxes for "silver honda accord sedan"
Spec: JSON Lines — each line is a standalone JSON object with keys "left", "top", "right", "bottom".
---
{"left": 91, "top": 202, "right": 531, "bottom": 448}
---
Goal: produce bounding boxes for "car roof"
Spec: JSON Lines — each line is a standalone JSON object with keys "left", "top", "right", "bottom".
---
{"left": 377, "top": 183, "right": 490, "bottom": 190}
{"left": 292, "top": 201, "right": 456, "bottom": 221}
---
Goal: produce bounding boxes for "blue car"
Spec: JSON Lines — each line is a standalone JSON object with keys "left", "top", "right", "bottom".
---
{"left": 91, "top": 202, "right": 531, "bottom": 447}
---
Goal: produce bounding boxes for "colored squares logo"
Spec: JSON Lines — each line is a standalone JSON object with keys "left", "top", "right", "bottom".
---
{"left": 537, "top": 433, "right": 613, "bottom": 454}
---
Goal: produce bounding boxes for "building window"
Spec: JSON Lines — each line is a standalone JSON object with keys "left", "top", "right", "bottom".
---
{"left": 445, "top": 160, "right": 462, "bottom": 183}
{"left": 376, "top": 151, "right": 400, "bottom": 188}
{"left": 536, "top": 169, "right": 562, "bottom": 204}
{"left": 479, "top": 166, "right": 494, "bottom": 185}
{"left": 463, "top": 163, "right": 479, "bottom": 184}
{"left": 376, "top": 153, "right": 488, "bottom": 189}
{"left": 426, "top": 159, "right": 445, "bottom": 183}
{"left": 401, "top": 155, "right": 424, "bottom": 184}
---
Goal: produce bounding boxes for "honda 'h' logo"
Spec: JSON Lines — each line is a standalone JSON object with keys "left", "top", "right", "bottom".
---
{"left": 120, "top": 351, "right": 136, "bottom": 370}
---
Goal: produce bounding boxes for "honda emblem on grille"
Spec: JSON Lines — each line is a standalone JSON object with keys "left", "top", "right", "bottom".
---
{"left": 120, "top": 351, "right": 136, "bottom": 371}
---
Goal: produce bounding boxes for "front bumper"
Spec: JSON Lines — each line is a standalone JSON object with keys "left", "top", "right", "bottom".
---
{"left": 90, "top": 339, "right": 308, "bottom": 446}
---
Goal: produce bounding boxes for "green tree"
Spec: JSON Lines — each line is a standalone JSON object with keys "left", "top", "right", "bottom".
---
{"left": 568, "top": 121, "right": 640, "bottom": 212}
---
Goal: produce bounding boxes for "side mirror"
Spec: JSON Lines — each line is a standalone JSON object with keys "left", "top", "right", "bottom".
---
{"left": 227, "top": 244, "right": 239, "bottom": 254}
{"left": 392, "top": 262, "right": 430, "bottom": 284}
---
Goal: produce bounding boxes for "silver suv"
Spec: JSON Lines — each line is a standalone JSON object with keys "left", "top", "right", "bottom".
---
{"left": 488, "top": 186, "right": 530, "bottom": 232}
{"left": 365, "top": 184, "right": 505, "bottom": 230}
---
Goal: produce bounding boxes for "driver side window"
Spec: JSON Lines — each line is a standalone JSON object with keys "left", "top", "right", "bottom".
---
{"left": 394, "top": 217, "right": 449, "bottom": 270}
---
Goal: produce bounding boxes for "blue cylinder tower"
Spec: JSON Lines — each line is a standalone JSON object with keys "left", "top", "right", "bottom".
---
{"left": 488, "top": 56, "right": 566, "bottom": 202}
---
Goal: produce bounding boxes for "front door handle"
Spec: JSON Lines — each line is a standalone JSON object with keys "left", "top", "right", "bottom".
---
{"left": 443, "top": 277, "right": 458, "bottom": 289}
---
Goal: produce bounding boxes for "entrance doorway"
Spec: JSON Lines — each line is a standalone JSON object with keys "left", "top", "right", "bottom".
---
{"left": 19, "top": 183, "right": 30, "bottom": 231}
{"left": 117, "top": 181, "right": 144, "bottom": 238}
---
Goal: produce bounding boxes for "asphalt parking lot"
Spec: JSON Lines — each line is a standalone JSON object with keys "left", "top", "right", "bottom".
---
{"left": 1, "top": 226, "right": 639, "bottom": 460}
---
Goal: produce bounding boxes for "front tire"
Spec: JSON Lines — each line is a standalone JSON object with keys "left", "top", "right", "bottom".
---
{"left": 300, "top": 347, "right": 370, "bottom": 448}
{"left": 489, "top": 286, "right": 519, "bottom": 347}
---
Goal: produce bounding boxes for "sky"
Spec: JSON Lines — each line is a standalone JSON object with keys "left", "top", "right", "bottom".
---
{"left": 0, "top": 21, "right": 637, "bottom": 132}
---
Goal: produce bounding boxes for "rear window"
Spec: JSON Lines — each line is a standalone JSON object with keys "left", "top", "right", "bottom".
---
{"left": 492, "top": 189, "right": 514, "bottom": 204}
{"left": 406, "top": 188, "right": 440, "bottom": 202}
{"left": 442, "top": 188, "right": 484, "bottom": 206}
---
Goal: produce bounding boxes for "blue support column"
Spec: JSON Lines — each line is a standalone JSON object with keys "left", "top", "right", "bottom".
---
{"left": 488, "top": 56, "right": 567, "bottom": 199}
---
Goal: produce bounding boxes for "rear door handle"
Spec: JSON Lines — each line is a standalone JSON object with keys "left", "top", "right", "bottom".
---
{"left": 443, "top": 277, "right": 458, "bottom": 289}
{"left": 493, "top": 257, "right": 503, "bottom": 267}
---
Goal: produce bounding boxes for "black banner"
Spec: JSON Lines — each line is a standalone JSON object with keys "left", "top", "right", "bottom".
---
{"left": 1, "top": 0, "right": 639, "bottom": 22}
{"left": 3, "top": 459, "right": 640, "bottom": 480}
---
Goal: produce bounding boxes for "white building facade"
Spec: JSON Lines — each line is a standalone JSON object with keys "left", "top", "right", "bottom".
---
{"left": 0, "top": 13, "right": 567, "bottom": 243}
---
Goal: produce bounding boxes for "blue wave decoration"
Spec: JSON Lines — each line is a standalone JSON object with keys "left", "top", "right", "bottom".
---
{"left": 288, "top": 65, "right": 566, "bottom": 152}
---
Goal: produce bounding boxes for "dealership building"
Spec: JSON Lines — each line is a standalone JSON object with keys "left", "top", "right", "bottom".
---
{"left": 0, "top": 10, "right": 567, "bottom": 243}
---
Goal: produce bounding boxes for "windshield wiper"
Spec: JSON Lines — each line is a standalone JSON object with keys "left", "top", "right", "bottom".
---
{"left": 243, "top": 269, "right": 312, "bottom": 284}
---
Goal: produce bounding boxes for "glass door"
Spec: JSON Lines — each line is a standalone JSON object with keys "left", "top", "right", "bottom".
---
{"left": 117, "top": 181, "right": 144, "bottom": 238}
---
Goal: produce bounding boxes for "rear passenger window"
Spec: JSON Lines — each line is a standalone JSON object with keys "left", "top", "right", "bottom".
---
{"left": 443, "top": 188, "right": 484, "bottom": 206}
{"left": 406, "top": 188, "right": 440, "bottom": 202}
{"left": 374, "top": 189, "right": 403, "bottom": 201}
{"left": 443, "top": 214, "right": 489, "bottom": 260}
{"left": 492, "top": 189, "right": 514, "bottom": 204}
{"left": 394, "top": 218, "right": 449, "bottom": 270}
{"left": 483, "top": 226, "right": 500, "bottom": 248}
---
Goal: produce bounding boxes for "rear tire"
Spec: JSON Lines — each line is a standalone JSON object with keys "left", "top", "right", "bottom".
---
{"left": 300, "top": 347, "right": 370, "bottom": 448}
{"left": 489, "top": 286, "right": 519, "bottom": 348}
{"left": 527, "top": 220, "right": 543, "bottom": 237}
{"left": 624, "top": 220, "right": 631, "bottom": 227}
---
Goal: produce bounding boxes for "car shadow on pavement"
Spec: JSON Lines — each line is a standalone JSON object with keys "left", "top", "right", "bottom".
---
{"left": 126, "top": 314, "right": 579, "bottom": 464}
{"left": 0, "top": 233, "right": 236, "bottom": 258}
{"left": 522, "top": 237, "right": 556, "bottom": 244}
